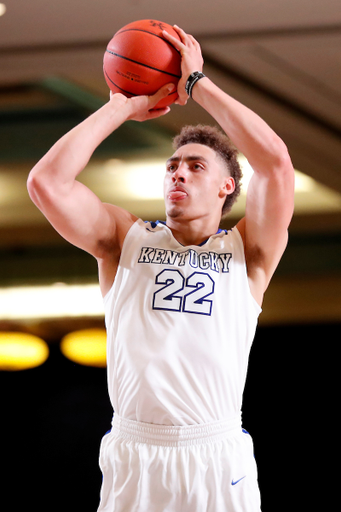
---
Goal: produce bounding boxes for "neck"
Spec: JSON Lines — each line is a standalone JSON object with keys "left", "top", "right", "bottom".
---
{"left": 165, "top": 216, "right": 220, "bottom": 246}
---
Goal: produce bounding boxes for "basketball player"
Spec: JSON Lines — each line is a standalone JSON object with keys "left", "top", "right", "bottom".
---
{"left": 27, "top": 25, "right": 295, "bottom": 512}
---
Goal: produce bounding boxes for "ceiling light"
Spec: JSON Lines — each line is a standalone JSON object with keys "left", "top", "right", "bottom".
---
{"left": 60, "top": 329, "right": 107, "bottom": 367}
{"left": 0, "top": 283, "right": 104, "bottom": 320}
{"left": 0, "top": 4, "right": 6, "bottom": 17}
{"left": 0, "top": 332, "right": 49, "bottom": 371}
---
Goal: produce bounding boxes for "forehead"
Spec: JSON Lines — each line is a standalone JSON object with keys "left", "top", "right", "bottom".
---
{"left": 170, "top": 143, "right": 219, "bottom": 162}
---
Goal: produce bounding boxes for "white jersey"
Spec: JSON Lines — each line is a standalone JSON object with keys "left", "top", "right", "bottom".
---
{"left": 103, "top": 219, "right": 261, "bottom": 427}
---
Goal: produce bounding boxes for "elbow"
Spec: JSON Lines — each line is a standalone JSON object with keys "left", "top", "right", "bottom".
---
{"left": 252, "top": 135, "right": 294, "bottom": 179}
{"left": 265, "top": 136, "right": 295, "bottom": 185}
{"left": 27, "top": 166, "right": 43, "bottom": 204}
{"left": 27, "top": 164, "right": 54, "bottom": 207}
{"left": 272, "top": 138, "right": 295, "bottom": 181}
{"left": 274, "top": 140, "right": 296, "bottom": 212}
{"left": 273, "top": 137, "right": 293, "bottom": 171}
{"left": 27, "top": 167, "right": 39, "bottom": 204}
{"left": 27, "top": 168, "right": 37, "bottom": 196}
{"left": 278, "top": 143, "right": 295, "bottom": 190}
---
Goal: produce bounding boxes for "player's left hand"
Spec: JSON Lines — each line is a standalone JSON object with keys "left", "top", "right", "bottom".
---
{"left": 162, "top": 25, "right": 204, "bottom": 106}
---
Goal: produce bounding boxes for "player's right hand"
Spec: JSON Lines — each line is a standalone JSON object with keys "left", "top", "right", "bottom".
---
{"left": 109, "top": 83, "right": 175, "bottom": 122}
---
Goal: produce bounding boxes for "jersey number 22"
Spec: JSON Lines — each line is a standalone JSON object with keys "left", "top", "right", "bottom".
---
{"left": 152, "top": 269, "right": 215, "bottom": 316}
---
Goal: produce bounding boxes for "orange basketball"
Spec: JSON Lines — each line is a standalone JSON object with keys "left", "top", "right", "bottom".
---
{"left": 103, "top": 19, "right": 181, "bottom": 108}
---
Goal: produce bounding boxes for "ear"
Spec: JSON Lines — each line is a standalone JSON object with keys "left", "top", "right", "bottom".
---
{"left": 219, "top": 176, "right": 235, "bottom": 198}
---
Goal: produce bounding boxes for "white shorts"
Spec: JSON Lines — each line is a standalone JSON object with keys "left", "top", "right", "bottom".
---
{"left": 97, "top": 414, "right": 261, "bottom": 512}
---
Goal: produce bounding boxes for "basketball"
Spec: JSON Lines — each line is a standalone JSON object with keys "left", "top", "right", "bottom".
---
{"left": 103, "top": 19, "right": 182, "bottom": 108}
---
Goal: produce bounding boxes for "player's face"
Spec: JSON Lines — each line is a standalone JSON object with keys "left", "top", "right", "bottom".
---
{"left": 164, "top": 143, "right": 234, "bottom": 221}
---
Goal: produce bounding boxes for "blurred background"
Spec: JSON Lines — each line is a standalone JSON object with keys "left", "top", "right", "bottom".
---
{"left": 0, "top": 0, "right": 340, "bottom": 510}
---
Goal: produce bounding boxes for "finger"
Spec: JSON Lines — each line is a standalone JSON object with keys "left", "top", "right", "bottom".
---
{"left": 174, "top": 88, "right": 188, "bottom": 105}
{"left": 172, "top": 26, "right": 199, "bottom": 52}
{"left": 148, "top": 83, "right": 176, "bottom": 107}
{"left": 173, "top": 24, "right": 187, "bottom": 42}
{"left": 175, "top": 97, "right": 188, "bottom": 106}
{"left": 148, "top": 107, "right": 171, "bottom": 118}
{"left": 162, "top": 29, "right": 185, "bottom": 51}
{"left": 188, "top": 34, "right": 200, "bottom": 47}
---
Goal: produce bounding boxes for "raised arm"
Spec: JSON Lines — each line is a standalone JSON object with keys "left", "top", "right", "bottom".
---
{"left": 27, "top": 85, "right": 174, "bottom": 293}
{"left": 192, "top": 79, "right": 295, "bottom": 305}
{"left": 164, "top": 26, "right": 295, "bottom": 305}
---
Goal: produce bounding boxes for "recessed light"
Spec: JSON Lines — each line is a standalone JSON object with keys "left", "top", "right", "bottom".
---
{"left": 61, "top": 329, "right": 107, "bottom": 367}
{"left": 0, "top": 332, "right": 49, "bottom": 371}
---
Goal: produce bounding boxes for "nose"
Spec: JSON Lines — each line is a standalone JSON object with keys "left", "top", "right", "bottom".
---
{"left": 172, "top": 163, "right": 187, "bottom": 183}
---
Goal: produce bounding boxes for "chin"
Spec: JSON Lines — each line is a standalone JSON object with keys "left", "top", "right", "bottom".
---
{"left": 166, "top": 205, "right": 185, "bottom": 219}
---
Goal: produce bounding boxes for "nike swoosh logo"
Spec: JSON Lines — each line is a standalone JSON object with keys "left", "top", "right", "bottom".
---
{"left": 231, "top": 476, "right": 246, "bottom": 486}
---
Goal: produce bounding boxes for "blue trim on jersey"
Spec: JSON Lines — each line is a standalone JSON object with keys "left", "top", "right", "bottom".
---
{"left": 145, "top": 221, "right": 228, "bottom": 246}
{"left": 198, "top": 238, "right": 209, "bottom": 247}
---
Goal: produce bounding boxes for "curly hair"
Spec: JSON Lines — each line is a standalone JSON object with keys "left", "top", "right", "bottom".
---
{"left": 172, "top": 125, "right": 243, "bottom": 216}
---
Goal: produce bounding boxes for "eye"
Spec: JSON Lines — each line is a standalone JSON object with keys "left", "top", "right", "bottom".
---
{"left": 192, "top": 162, "right": 204, "bottom": 171}
{"left": 166, "top": 164, "right": 177, "bottom": 172}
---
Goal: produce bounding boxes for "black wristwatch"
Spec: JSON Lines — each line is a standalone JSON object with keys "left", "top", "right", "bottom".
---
{"left": 185, "top": 71, "right": 206, "bottom": 98}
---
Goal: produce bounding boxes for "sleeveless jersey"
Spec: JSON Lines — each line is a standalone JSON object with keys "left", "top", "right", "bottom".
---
{"left": 103, "top": 219, "right": 261, "bottom": 426}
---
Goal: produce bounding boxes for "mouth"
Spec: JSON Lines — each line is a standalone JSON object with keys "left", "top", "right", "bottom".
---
{"left": 167, "top": 186, "right": 188, "bottom": 202}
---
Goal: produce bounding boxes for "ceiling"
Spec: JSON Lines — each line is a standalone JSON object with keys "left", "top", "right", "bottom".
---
{"left": 1, "top": 0, "right": 341, "bottom": 333}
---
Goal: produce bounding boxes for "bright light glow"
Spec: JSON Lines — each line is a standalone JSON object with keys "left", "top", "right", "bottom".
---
{"left": 61, "top": 329, "right": 106, "bottom": 367}
{"left": 104, "top": 156, "right": 255, "bottom": 200}
{"left": 104, "top": 159, "right": 165, "bottom": 200}
{"left": 238, "top": 156, "right": 317, "bottom": 194}
{"left": 0, "top": 332, "right": 49, "bottom": 371}
{"left": 0, "top": 4, "right": 6, "bottom": 16}
{"left": 238, "top": 155, "right": 254, "bottom": 192}
{"left": 101, "top": 155, "right": 328, "bottom": 201}
{"left": 294, "top": 170, "right": 315, "bottom": 192}
{"left": 122, "top": 161, "right": 166, "bottom": 199}
{"left": 0, "top": 283, "right": 104, "bottom": 320}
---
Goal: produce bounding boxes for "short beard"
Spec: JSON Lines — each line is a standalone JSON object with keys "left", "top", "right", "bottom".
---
{"left": 166, "top": 205, "right": 184, "bottom": 219}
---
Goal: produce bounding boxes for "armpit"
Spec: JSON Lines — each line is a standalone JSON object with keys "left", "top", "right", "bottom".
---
{"left": 245, "top": 244, "right": 266, "bottom": 274}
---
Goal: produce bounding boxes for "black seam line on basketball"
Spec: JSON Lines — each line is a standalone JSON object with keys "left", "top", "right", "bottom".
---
{"left": 104, "top": 69, "right": 177, "bottom": 98}
{"left": 105, "top": 49, "right": 181, "bottom": 79}
{"left": 104, "top": 69, "right": 138, "bottom": 96}
{"left": 115, "top": 28, "right": 180, "bottom": 54}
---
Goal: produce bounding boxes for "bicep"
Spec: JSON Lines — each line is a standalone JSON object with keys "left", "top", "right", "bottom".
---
{"left": 27, "top": 174, "right": 136, "bottom": 258}
{"left": 241, "top": 155, "right": 295, "bottom": 289}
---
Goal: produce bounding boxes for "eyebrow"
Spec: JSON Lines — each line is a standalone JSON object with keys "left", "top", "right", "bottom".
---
{"left": 166, "top": 155, "right": 209, "bottom": 165}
